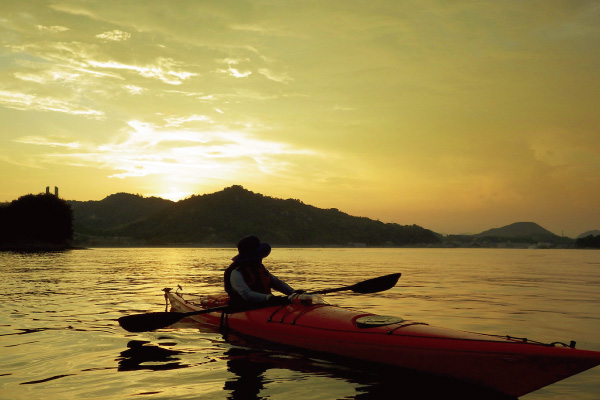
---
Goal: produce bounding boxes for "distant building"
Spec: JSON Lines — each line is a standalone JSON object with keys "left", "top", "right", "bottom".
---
{"left": 45, "top": 186, "right": 59, "bottom": 197}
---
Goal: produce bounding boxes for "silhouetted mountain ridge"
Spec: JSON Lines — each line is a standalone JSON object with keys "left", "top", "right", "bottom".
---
{"left": 70, "top": 186, "right": 440, "bottom": 246}
{"left": 67, "top": 188, "right": 589, "bottom": 248}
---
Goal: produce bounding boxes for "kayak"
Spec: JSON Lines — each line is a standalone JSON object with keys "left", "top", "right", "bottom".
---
{"left": 165, "top": 290, "right": 600, "bottom": 398}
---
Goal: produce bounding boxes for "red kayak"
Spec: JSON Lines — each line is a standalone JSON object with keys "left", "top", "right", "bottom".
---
{"left": 165, "top": 290, "right": 600, "bottom": 398}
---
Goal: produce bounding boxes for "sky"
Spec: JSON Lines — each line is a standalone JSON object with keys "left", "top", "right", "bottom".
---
{"left": 1, "top": 1, "right": 599, "bottom": 238}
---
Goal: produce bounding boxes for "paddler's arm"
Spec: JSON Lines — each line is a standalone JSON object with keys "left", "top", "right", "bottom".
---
{"left": 268, "top": 272, "right": 294, "bottom": 295}
{"left": 230, "top": 269, "right": 272, "bottom": 302}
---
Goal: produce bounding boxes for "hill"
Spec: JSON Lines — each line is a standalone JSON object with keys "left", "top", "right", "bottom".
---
{"left": 68, "top": 193, "right": 173, "bottom": 235}
{"left": 442, "top": 222, "right": 575, "bottom": 248}
{"left": 70, "top": 186, "right": 440, "bottom": 247}
{"left": 577, "top": 230, "right": 600, "bottom": 239}
{"left": 471, "top": 222, "right": 573, "bottom": 247}
{"left": 475, "top": 222, "right": 556, "bottom": 239}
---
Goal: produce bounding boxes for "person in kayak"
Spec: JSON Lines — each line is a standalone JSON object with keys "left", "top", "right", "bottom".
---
{"left": 224, "top": 236, "right": 301, "bottom": 304}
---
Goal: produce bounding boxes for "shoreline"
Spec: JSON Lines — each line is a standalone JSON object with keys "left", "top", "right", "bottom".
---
{"left": 3, "top": 244, "right": 592, "bottom": 251}
{"left": 0, "top": 243, "right": 86, "bottom": 252}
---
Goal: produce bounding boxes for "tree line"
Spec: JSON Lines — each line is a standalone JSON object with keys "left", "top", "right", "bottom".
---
{"left": 575, "top": 235, "right": 600, "bottom": 249}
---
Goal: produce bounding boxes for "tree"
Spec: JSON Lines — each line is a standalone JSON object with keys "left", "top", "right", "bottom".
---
{"left": 0, "top": 193, "right": 73, "bottom": 246}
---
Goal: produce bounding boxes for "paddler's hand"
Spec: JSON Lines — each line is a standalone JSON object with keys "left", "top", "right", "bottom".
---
{"left": 288, "top": 293, "right": 299, "bottom": 302}
{"left": 288, "top": 293, "right": 313, "bottom": 305}
{"left": 266, "top": 294, "right": 290, "bottom": 304}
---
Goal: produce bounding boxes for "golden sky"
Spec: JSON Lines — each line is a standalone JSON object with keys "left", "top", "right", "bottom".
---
{"left": 1, "top": 1, "right": 599, "bottom": 237}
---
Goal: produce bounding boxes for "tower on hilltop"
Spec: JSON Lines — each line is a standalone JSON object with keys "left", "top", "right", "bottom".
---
{"left": 45, "top": 186, "right": 59, "bottom": 197}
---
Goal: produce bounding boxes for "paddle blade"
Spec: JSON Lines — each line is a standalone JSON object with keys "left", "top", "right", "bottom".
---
{"left": 351, "top": 273, "right": 401, "bottom": 294}
{"left": 118, "top": 312, "right": 186, "bottom": 333}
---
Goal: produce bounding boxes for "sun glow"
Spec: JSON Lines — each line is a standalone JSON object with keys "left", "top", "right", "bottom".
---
{"left": 13, "top": 118, "right": 325, "bottom": 201}
{"left": 155, "top": 190, "right": 192, "bottom": 202}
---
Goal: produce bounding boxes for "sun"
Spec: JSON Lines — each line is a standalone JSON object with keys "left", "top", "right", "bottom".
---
{"left": 155, "top": 189, "right": 193, "bottom": 202}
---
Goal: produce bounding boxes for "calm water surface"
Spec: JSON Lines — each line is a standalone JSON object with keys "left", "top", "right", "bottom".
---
{"left": 1, "top": 248, "right": 599, "bottom": 399}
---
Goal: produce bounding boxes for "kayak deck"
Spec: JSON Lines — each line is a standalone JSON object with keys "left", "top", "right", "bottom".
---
{"left": 166, "top": 291, "right": 600, "bottom": 398}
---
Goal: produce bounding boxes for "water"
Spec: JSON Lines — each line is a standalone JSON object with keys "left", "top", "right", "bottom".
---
{"left": 1, "top": 248, "right": 599, "bottom": 399}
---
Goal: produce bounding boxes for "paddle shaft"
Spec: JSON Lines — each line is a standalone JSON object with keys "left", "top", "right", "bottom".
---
{"left": 118, "top": 305, "right": 230, "bottom": 333}
{"left": 118, "top": 272, "right": 401, "bottom": 332}
{"left": 117, "top": 299, "right": 288, "bottom": 332}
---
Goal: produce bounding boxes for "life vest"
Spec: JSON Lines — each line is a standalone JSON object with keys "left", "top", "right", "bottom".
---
{"left": 224, "top": 261, "right": 272, "bottom": 304}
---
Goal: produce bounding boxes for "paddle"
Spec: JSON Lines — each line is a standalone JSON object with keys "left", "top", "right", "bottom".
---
{"left": 309, "top": 273, "right": 401, "bottom": 295}
{"left": 117, "top": 272, "right": 401, "bottom": 333}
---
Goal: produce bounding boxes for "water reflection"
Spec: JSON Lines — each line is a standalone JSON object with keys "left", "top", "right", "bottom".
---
{"left": 220, "top": 339, "right": 517, "bottom": 400}
{"left": 224, "top": 347, "right": 271, "bottom": 400}
{"left": 130, "top": 321, "right": 517, "bottom": 400}
{"left": 117, "top": 340, "right": 186, "bottom": 371}
{"left": 351, "top": 365, "right": 516, "bottom": 400}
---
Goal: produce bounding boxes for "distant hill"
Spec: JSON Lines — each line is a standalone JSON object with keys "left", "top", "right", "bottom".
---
{"left": 68, "top": 193, "right": 173, "bottom": 235}
{"left": 441, "top": 222, "right": 574, "bottom": 248}
{"left": 69, "top": 186, "right": 440, "bottom": 247}
{"left": 473, "top": 222, "right": 574, "bottom": 246}
{"left": 577, "top": 230, "right": 600, "bottom": 239}
{"left": 476, "top": 222, "right": 556, "bottom": 239}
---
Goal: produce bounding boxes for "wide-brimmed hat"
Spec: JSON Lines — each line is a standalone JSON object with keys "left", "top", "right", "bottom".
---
{"left": 232, "top": 235, "right": 271, "bottom": 262}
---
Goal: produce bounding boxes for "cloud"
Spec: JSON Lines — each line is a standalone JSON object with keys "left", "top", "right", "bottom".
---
{"left": 14, "top": 136, "right": 80, "bottom": 149}
{"left": 87, "top": 57, "right": 196, "bottom": 85}
{"left": 48, "top": 3, "right": 96, "bottom": 18}
{"left": 0, "top": 90, "right": 104, "bottom": 118}
{"left": 9, "top": 39, "right": 195, "bottom": 87}
{"left": 258, "top": 68, "right": 293, "bottom": 83}
{"left": 216, "top": 58, "right": 253, "bottom": 78}
{"left": 14, "top": 70, "right": 81, "bottom": 84}
{"left": 16, "top": 120, "right": 321, "bottom": 184}
{"left": 95, "top": 30, "right": 131, "bottom": 41}
{"left": 124, "top": 84, "right": 144, "bottom": 94}
{"left": 224, "top": 67, "right": 252, "bottom": 78}
{"left": 164, "top": 114, "right": 211, "bottom": 127}
{"left": 35, "top": 25, "right": 70, "bottom": 33}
